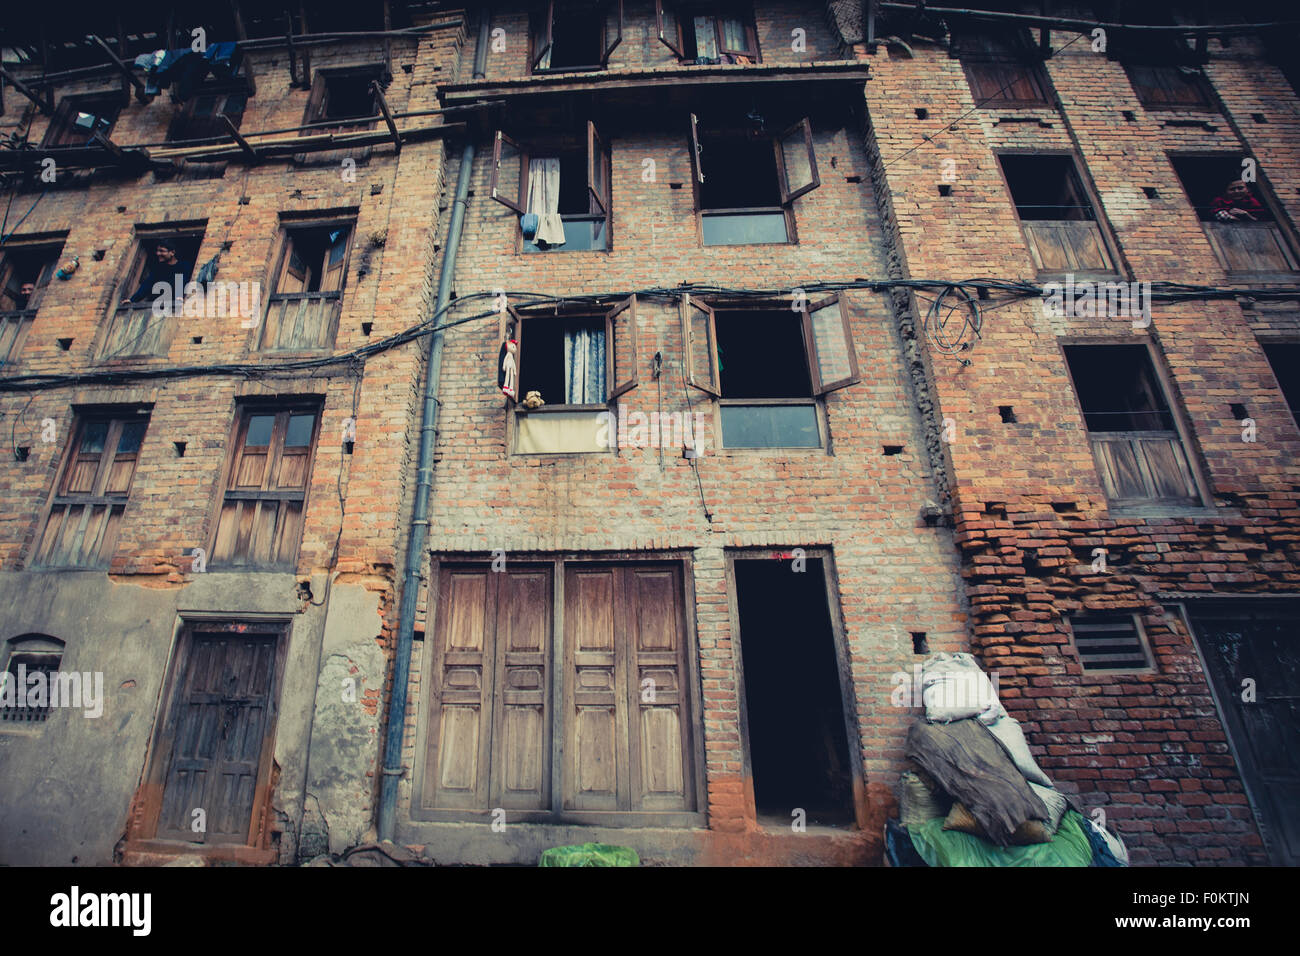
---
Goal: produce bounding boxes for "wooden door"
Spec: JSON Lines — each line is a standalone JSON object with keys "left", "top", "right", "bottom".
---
{"left": 156, "top": 630, "right": 280, "bottom": 844}
{"left": 562, "top": 563, "right": 693, "bottom": 813}
{"left": 423, "top": 566, "right": 553, "bottom": 812}
{"left": 1190, "top": 606, "right": 1300, "bottom": 865}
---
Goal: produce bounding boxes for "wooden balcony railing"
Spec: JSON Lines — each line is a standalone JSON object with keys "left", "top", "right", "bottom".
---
{"left": 1022, "top": 219, "right": 1113, "bottom": 273}
{"left": 1202, "top": 221, "right": 1299, "bottom": 274}
{"left": 261, "top": 292, "right": 341, "bottom": 351}
{"left": 1089, "top": 431, "right": 1199, "bottom": 507}
{"left": 33, "top": 497, "right": 127, "bottom": 568}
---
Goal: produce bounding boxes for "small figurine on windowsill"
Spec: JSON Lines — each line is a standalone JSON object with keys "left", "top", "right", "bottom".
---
{"left": 522, "top": 390, "right": 544, "bottom": 409}
{"left": 499, "top": 338, "right": 518, "bottom": 400}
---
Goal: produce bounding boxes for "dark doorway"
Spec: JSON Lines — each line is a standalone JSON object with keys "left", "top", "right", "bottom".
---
{"left": 1187, "top": 602, "right": 1300, "bottom": 865}
{"left": 733, "top": 557, "right": 855, "bottom": 826}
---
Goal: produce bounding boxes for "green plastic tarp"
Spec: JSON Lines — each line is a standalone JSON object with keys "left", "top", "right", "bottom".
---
{"left": 538, "top": 843, "right": 640, "bottom": 867}
{"left": 906, "top": 810, "right": 1093, "bottom": 867}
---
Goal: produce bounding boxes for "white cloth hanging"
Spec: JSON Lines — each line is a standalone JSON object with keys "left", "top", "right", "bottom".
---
{"left": 526, "top": 158, "right": 566, "bottom": 246}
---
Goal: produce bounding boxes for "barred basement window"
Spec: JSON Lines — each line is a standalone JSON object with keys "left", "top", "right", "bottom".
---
{"left": 1068, "top": 614, "right": 1154, "bottom": 673}
{"left": 33, "top": 411, "right": 150, "bottom": 569}
{"left": 211, "top": 405, "right": 320, "bottom": 569}
{"left": 260, "top": 221, "right": 353, "bottom": 350}
{"left": 0, "top": 636, "right": 64, "bottom": 724}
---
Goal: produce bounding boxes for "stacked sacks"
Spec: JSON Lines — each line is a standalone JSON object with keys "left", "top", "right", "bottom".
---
{"left": 886, "top": 653, "right": 1128, "bottom": 867}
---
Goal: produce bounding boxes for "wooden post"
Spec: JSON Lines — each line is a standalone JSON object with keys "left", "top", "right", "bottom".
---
{"left": 221, "top": 112, "right": 258, "bottom": 160}
{"left": 0, "top": 67, "right": 53, "bottom": 115}
{"left": 228, "top": 0, "right": 257, "bottom": 96}
{"left": 371, "top": 80, "right": 401, "bottom": 153}
{"left": 383, "top": 0, "right": 394, "bottom": 82}
{"left": 298, "top": 1, "right": 312, "bottom": 89}
{"left": 285, "top": 9, "right": 299, "bottom": 87}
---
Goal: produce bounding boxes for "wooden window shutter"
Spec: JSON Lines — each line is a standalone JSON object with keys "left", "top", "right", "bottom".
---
{"left": 776, "top": 117, "right": 820, "bottom": 205}
{"left": 803, "top": 293, "right": 860, "bottom": 395}
{"left": 305, "top": 71, "right": 328, "bottom": 125}
{"left": 587, "top": 120, "right": 611, "bottom": 218}
{"left": 602, "top": 0, "right": 624, "bottom": 65}
{"left": 688, "top": 112, "right": 704, "bottom": 210}
{"left": 319, "top": 227, "right": 351, "bottom": 294}
{"left": 681, "top": 296, "right": 720, "bottom": 396}
{"left": 655, "top": 0, "right": 682, "bottom": 57}
{"left": 490, "top": 130, "right": 527, "bottom": 214}
{"left": 605, "top": 295, "right": 639, "bottom": 400}
{"left": 533, "top": 0, "right": 556, "bottom": 71}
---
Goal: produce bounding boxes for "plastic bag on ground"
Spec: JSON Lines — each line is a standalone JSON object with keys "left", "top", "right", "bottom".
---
{"left": 538, "top": 843, "right": 640, "bottom": 867}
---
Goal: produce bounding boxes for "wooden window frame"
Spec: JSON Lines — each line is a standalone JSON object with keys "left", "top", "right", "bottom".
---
{"left": 995, "top": 150, "right": 1121, "bottom": 279}
{"left": 99, "top": 228, "right": 205, "bottom": 362}
{"left": 128, "top": 616, "right": 290, "bottom": 863}
{"left": 952, "top": 27, "right": 1052, "bottom": 109}
{"left": 1059, "top": 337, "right": 1211, "bottom": 514}
{"left": 258, "top": 218, "right": 355, "bottom": 353}
{"left": 723, "top": 547, "right": 868, "bottom": 831}
{"left": 530, "top": 0, "right": 624, "bottom": 74}
{"left": 31, "top": 408, "right": 151, "bottom": 570}
{"left": 208, "top": 402, "right": 322, "bottom": 571}
{"left": 167, "top": 83, "right": 250, "bottom": 143}
{"left": 690, "top": 113, "right": 819, "bottom": 247}
{"left": 1258, "top": 338, "right": 1300, "bottom": 427}
{"left": 489, "top": 124, "right": 613, "bottom": 254}
{"left": 655, "top": 1, "right": 761, "bottom": 64}
{"left": 0, "top": 241, "right": 62, "bottom": 371}
{"left": 1123, "top": 61, "right": 1214, "bottom": 112}
{"left": 303, "top": 66, "right": 384, "bottom": 134}
{"left": 412, "top": 553, "right": 707, "bottom": 827}
{"left": 1167, "top": 150, "right": 1300, "bottom": 279}
{"left": 40, "top": 92, "right": 123, "bottom": 148}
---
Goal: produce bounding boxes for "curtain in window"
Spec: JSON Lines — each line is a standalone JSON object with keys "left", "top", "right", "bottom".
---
{"left": 527, "top": 158, "right": 566, "bottom": 246}
{"left": 720, "top": 18, "right": 747, "bottom": 53}
{"left": 564, "top": 325, "right": 606, "bottom": 404}
{"left": 694, "top": 17, "right": 719, "bottom": 59}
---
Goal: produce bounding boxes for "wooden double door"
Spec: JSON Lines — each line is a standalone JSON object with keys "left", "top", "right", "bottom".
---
{"left": 421, "top": 561, "right": 700, "bottom": 823}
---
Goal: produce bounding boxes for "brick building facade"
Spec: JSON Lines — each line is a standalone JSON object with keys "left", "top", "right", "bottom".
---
{"left": 0, "top": 1, "right": 1296, "bottom": 867}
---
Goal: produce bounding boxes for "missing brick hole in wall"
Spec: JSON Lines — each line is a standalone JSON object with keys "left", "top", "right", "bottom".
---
{"left": 999, "top": 406, "right": 1017, "bottom": 423}
{"left": 883, "top": 444, "right": 904, "bottom": 456}
{"left": 1051, "top": 501, "right": 1078, "bottom": 513}
{"left": 1230, "top": 403, "right": 1248, "bottom": 419}
{"left": 911, "top": 632, "right": 929, "bottom": 654}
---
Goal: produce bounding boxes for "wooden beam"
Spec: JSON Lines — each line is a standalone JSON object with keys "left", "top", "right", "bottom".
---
{"left": 298, "top": 1, "right": 312, "bottom": 89}
{"left": 88, "top": 35, "right": 152, "bottom": 103}
{"left": 220, "top": 113, "right": 258, "bottom": 160}
{"left": 0, "top": 66, "right": 53, "bottom": 114}
{"left": 371, "top": 80, "right": 401, "bottom": 153}
{"left": 285, "top": 9, "right": 299, "bottom": 87}
{"left": 383, "top": 0, "right": 394, "bottom": 81}
{"left": 228, "top": 0, "right": 257, "bottom": 96}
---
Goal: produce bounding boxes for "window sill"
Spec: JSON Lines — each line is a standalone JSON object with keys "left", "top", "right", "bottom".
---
{"left": 1105, "top": 503, "right": 1217, "bottom": 520}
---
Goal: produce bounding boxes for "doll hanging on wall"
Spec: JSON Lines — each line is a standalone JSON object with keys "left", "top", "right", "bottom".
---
{"left": 498, "top": 338, "right": 519, "bottom": 400}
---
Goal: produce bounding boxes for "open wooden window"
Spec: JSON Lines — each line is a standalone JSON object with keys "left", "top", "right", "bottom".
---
{"left": 0, "top": 243, "right": 61, "bottom": 370}
{"left": 304, "top": 66, "right": 384, "bottom": 133}
{"left": 261, "top": 221, "right": 353, "bottom": 351}
{"left": 41, "top": 93, "right": 121, "bottom": 148}
{"left": 33, "top": 409, "right": 150, "bottom": 568}
{"left": 489, "top": 123, "right": 612, "bottom": 253}
{"left": 682, "top": 293, "right": 857, "bottom": 448}
{"left": 531, "top": 0, "right": 623, "bottom": 73}
{"left": 656, "top": 1, "right": 759, "bottom": 63}
{"left": 952, "top": 27, "right": 1051, "bottom": 108}
{"left": 691, "top": 112, "right": 819, "bottom": 246}
{"left": 1169, "top": 155, "right": 1297, "bottom": 275}
{"left": 168, "top": 87, "right": 249, "bottom": 142}
{"left": 1063, "top": 344, "right": 1201, "bottom": 509}
{"left": 211, "top": 405, "right": 320, "bottom": 569}
{"left": 101, "top": 232, "right": 204, "bottom": 359}
{"left": 420, "top": 559, "right": 699, "bottom": 823}
{"left": 999, "top": 154, "right": 1114, "bottom": 275}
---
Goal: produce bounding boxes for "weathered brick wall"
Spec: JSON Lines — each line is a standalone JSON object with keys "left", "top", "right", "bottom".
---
{"left": 861, "top": 26, "right": 1300, "bottom": 863}
{"left": 392, "top": 59, "right": 971, "bottom": 851}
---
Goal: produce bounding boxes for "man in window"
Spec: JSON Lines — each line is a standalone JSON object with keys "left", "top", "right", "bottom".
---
{"left": 1211, "top": 180, "right": 1267, "bottom": 222}
{"left": 120, "top": 241, "right": 194, "bottom": 307}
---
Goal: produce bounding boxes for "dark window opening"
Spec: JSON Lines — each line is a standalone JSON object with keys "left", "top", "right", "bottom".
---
{"left": 1170, "top": 156, "right": 1271, "bottom": 223}
{"left": 0, "top": 247, "right": 60, "bottom": 313}
{"left": 42, "top": 95, "right": 121, "bottom": 148}
{"left": 262, "top": 222, "right": 351, "bottom": 352}
{"left": 1064, "top": 344, "right": 1173, "bottom": 432}
{"left": 519, "top": 314, "right": 606, "bottom": 406}
{"left": 1262, "top": 343, "right": 1300, "bottom": 425}
{"left": 168, "top": 89, "right": 248, "bottom": 142}
{"left": 540, "top": 5, "right": 602, "bottom": 70}
{"left": 276, "top": 225, "right": 351, "bottom": 295}
{"left": 699, "top": 135, "right": 781, "bottom": 210}
{"left": 734, "top": 558, "right": 855, "bottom": 826}
{"left": 322, "top": 74, "right": 378, "bottom": 120}
{"left": 1000, "top": 155, "right": 1095, "bottom": 221}
{"left": 715, "top": 311, "right": 811, "bottom": 398}
{"left": 1064, "top": 344, "right": 1199, "bottom": 507}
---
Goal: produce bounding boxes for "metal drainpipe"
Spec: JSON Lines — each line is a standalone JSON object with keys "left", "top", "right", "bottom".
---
{"left": 473, "top": 6, "right": 491, "bottom": 79}
{"left": 376, "top": 138, "right": 475, "bottom": 841}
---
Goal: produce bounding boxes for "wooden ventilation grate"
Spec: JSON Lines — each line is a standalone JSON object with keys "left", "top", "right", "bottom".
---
{"left": 1070, "top": 615, "right": 1152, "bottom": 672}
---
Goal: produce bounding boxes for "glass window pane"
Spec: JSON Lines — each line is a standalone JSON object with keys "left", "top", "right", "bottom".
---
{"left": 809, "top": 300, "right": 853, "bottom": 388}
{"left": 702, "top": 212, "right": 788, "bottom": 246}
{"left": 245, "top": 414, "right": 274, "bottom": 447}
{"left": 694, "top": 17, "right": 719, "bottom": 58}
{"left": 80, "top": 421, "right": 108, "bottom": 454}
{"left": 116, "top": 421, "right": 147, "bottom": 455}
{"left": 523, "top": 216, "right": 607, "bottom": 253}
{"left": 286, "top": 413, "right": 315, "bottom": 447}
{"left": 779, "top": 125, "right": 815, "bottom": 197}
{"left": 721, "top": 404, "right": 820, "bottom": 448}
